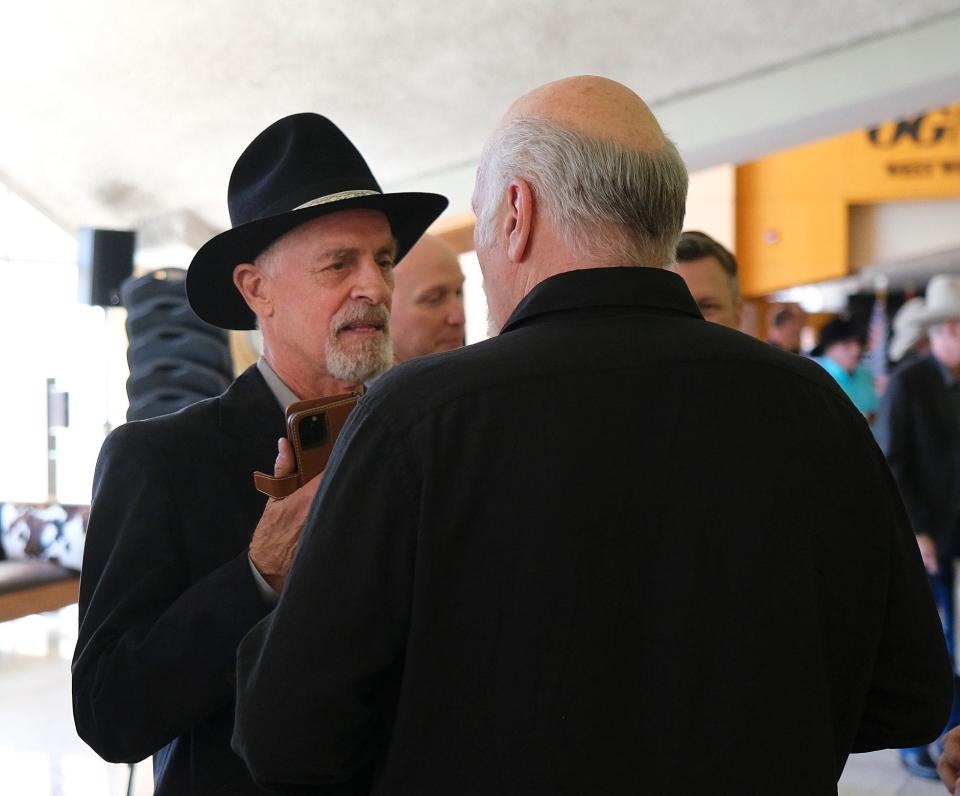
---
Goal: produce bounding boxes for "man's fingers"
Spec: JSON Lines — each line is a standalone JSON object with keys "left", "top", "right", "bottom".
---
{"left": 939, "top": 729, "right": 960, "bottom": 792}
{"left": 939, "top": 760, "right": 960, "bottom": 794}
{"left": 274, "top": 437, "right": 296, "bottom": 478}
{"left": 917, "top": 534, "right": 940, "bottom": 575}
{"left": 938, "top": 757, "right": 952, "bottom": 788}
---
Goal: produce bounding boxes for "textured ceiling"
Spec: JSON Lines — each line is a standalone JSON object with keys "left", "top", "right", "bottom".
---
{"left": 1, "top": 0, "right": 959, "bottom": 242}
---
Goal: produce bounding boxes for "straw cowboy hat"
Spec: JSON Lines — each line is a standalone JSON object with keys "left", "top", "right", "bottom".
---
{"left": 888, "top": 296, "right": 927, "bottom": 363}
{"left": 912, "top": 274, "right": 960, "bottom": 330}
{"left": 186, "top": 113, "right": 448, "bottom": 330}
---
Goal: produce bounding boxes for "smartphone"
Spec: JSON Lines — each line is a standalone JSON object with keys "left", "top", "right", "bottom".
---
{"left": 254, "top": 390, "right": 362, "bottom": 498}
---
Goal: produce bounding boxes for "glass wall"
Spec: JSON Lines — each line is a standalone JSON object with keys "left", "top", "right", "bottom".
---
{"left": 0, "top": 185, "right": 106, "bottom": 505}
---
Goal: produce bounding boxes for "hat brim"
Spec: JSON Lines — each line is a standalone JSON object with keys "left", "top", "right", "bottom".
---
{"left": 810, "top": 336, "right": 862, "bottom": 358}
{"left": 889, "top": 327, "right": 925, "bottom": 362}
{"left": 912, "top": 307, "right": 960, "bottom": 331}
{"left": 186, "top": 191, "right": 449, "bottom": 330}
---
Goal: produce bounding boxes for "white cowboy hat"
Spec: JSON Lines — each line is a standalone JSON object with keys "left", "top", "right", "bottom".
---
{"left": 888, "top": 296, "right": 926, "bottom": 362}
{"left": 913, "top": 274, "right": 960, "bottom": 330}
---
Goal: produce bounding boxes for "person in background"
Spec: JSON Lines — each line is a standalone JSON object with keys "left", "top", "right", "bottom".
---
{"left": 231, "top": 75, "right": 950, "bottom": 796}
{"left": 390, "top": 233, "right": 466, "bottom": 363}
{"left": 768, "top": 306, "right": 804, "bottom": 352}
{"left": 811, "top": 317, "right": 879, "bottom": 422}
{"left": 669, "top": 230, "right": 741, "bottom": 329}
{"left": 877, "top": 274, "right": 960, "bottom": 781}
{"left": 71, "top": 113, "right": 447, "bottom": 795}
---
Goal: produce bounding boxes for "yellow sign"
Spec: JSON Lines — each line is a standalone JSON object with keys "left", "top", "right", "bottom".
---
{"left": 736, "top": 103, "right": 960, "bottom": 297}
{"left": 847, "top": 105, "right": 960, "bottom": 199}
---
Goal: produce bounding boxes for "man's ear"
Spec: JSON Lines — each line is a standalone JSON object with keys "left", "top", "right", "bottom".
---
{"left": 504, "top": 178, "right": 534, "bottom": 264}
{"left": 233, "top": 263, "right": 272, "bottom": 318}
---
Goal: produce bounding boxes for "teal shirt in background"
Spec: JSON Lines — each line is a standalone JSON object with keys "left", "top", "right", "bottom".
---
{"left": 813, "top": 356, "right": 879, "bottom": 419}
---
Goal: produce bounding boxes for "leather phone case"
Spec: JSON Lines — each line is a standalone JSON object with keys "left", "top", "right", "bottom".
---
{"left": 253, "top": 391, "right": 362, "bottom": 498}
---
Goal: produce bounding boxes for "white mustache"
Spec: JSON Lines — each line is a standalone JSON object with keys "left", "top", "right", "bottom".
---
{"left": 333, "top": 303, "right": 390, "bottom": 334}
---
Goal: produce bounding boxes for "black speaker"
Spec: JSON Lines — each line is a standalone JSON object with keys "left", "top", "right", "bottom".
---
{"left": 77, "top": 228, "right": 136, "bottom": 306}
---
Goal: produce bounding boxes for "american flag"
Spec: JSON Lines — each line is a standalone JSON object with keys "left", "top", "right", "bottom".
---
{"left": 864, "top": 290, "right": 889, "bottom": 381}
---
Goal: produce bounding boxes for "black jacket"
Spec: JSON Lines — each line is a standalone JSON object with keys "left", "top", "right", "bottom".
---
{"left": 73, "top": 366, "right": 283, "bottom": 795}
{"left": 876, "top": 354, "right": 960, "bottom": 558}
{"left": 234, "top": 267, "right": 951, "bottom": 796}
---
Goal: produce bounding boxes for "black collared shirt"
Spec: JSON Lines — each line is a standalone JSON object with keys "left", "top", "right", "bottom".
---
{"left": 235, "top": 266, "right": 950, "bottom": 796}
{"left": 933, "top": 356, "right": 960, "bottom": 426}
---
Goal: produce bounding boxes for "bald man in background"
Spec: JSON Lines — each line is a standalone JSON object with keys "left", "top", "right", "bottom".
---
{"left": 233, "top": 76, "right": 949, "bottom": 795}
{"left": 390, "top": 234, "right": 466, "bottom": 363}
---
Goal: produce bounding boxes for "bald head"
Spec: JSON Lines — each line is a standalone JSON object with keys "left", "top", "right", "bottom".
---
{"left": 391, "top": 234, "right": 465, "bottom": 364}
{"left": 472, "top": 76, "right": 688, "bottom": 328}
{"left": 401, "top": 234, "right": 459, "bottom": 273}
{"left": 505, "top": 76, "right": 668, "bottom": 153}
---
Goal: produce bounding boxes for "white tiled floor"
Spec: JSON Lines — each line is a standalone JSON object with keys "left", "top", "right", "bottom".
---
{"left": 841, "top": 750, "right": 945, "bottom": 796}
{"left": 0, "top": 608, "right": 152, "bottom": 796}
{"left": 0, "top": 607, "right": 950, "bottom": 796}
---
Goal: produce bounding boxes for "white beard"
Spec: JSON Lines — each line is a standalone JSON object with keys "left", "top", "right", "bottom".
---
{"left": 326, "top": 303, "right": 394, "bottom": 383}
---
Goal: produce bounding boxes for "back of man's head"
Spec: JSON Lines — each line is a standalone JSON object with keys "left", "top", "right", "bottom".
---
{"left": 473, "top": 76, "right": 688, "bottom": 271}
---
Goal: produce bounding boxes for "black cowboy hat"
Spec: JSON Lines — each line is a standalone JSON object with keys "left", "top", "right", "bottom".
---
{"left": 186, "top": 113, "right": 448, "bottom": 330}
{"left": 810, "top": 318, "right": 864, "bottom": 357}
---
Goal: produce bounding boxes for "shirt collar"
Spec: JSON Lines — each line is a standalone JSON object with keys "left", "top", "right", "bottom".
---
{"left": 500, "top": 267, "right": 702, "bottom": 334}
{"left": 256, "top": 356, "right": 373, "bottom": 407}
{"left": 256, "top": 356, "right": 299, "bottom": 410}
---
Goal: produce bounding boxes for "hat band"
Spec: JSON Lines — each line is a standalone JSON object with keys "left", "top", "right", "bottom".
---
{"left": 293, "top": 189, "right": 381, "bottom": 210}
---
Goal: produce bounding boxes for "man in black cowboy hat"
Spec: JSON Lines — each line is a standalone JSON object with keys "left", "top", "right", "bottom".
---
{"left": 72, "top": 113, "right": 446, "bottom": 795}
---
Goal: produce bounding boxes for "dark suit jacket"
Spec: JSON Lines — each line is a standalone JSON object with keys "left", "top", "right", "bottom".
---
{"left": 876, "top": 355, "right": 960, "bottom": 558}
{"left": 233, "top": 268, "right": 951, "bottom": 796}
{"left": 73, "top": 365, "right": 284, "bottom": 795}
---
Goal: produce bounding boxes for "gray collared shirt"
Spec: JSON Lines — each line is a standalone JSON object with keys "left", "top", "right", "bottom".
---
{"left": 257, "top": 356, "right": 299, "bottom": 411}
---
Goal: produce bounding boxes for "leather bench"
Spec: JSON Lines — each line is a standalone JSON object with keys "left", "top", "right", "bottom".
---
{"left": 0, "top": 559, "right": 81, "bottom": 623}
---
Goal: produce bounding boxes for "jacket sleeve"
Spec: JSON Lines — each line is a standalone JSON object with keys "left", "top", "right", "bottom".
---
{"left": 875, "top": 372, "right": 931, "bottom": 536}
{"left": 851, "top": 454, "right": 953, "bottom": 751}
{"left": 233, "top": 404, "right": 417, "bottom": 793}
{"left": 71, "top": 422, "right": 273, "bottom": 763}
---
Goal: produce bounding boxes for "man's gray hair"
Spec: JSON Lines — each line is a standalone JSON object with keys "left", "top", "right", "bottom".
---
{"left": 474, "top": 116, "right": 688, "bottom": 266}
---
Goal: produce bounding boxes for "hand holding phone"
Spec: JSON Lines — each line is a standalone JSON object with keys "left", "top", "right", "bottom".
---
{"left": 254, "top": 391, "right": 362, "bottom": 498}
